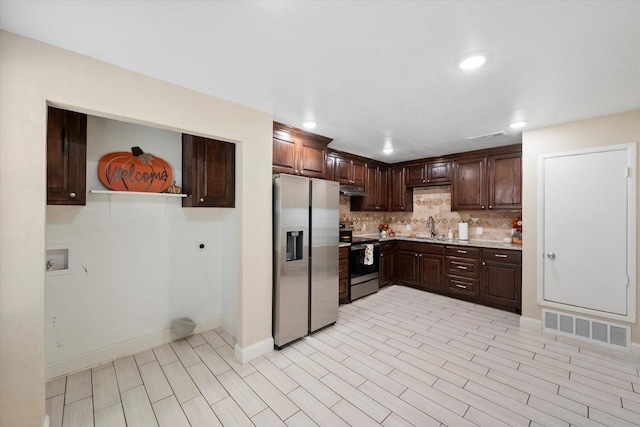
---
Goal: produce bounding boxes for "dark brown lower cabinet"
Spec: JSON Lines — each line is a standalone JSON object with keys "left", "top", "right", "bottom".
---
{"left": 395, "top": 242, "right": 444, "bottom": 293}
{"left": 481, "top": 248, "right": 522, "bottom": 313}
{"left": 182, "top": 134, "right": 235, "bottom": 207}
{"left": 386, "top": 240, "right": 521, "bottom": 313}
{"left": 379, "top": 242, "right": 395, "bottom": 287}
{"left": 339, "top": 247, "right": 349, "bottom": 304}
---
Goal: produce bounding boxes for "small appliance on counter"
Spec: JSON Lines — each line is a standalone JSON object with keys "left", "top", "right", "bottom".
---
{"left": 339, "top": 221, "right": 354, "bottom": 243}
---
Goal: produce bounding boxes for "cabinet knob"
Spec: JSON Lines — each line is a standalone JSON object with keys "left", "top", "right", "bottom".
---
{"left": 547, "top": 252, "right": 556, "bottom": 260}
{"left": 414, "top": 253, "right": 418, "bottom": 257}
{"left": 422, "top": 179, "right": 426, "bottom": 183}
{"left": 482, "top": 261, "right": 486, "bottom": 266}
{"left": 427, "top": 179, "right": 430, "bottom": 183}
{"left": 199, "top": 197, "right": 205, "bottom": 203}
{"left": 481, "top": 205, "right": 485, "bottom": 209}
{"left": 381, "top": 254, "right": 384, "bottom": 257}
{"left": 489, "top": 205, "right": 492, "bottom": 209}
{"left": 69, "top": 192, "right": 76, "bottom": 198}
{"left": 419, "top": 254, "right": 422, "bottom": 257}
{"left": 400, "top": 206, "right": 404, "bottom": 210}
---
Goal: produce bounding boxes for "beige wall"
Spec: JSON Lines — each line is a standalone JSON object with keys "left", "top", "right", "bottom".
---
{"left": 0, "top": 31, "right": 273, "bottom": 426}
{"left": 522, "top": 110, "right": 640, "bottom": 340}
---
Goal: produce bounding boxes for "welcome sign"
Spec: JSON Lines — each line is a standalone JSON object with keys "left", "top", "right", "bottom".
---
{"left": 98, "top": 147, "right": 173, "bottom": 193}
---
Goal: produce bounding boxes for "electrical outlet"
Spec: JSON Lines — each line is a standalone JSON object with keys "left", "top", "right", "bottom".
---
{"left": 196, "top": 242, "right": 208, "bottom": 252}
{"left": 362, "top": 224, "right": 366, "bottom": 231}
{"left": 406, "top": 224, "right": 411, "bottom": 231}
{"left": 476, "top": 227, "right": 483, "bottom": 235}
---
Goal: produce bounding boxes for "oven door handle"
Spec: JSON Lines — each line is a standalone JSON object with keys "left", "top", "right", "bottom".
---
{"left": 350, "top": 242, "right": 381, "bottom": 251}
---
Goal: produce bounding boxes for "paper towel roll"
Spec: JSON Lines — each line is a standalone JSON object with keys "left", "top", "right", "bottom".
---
{"left": 458, "top": 222, "right": 469, "bottom": 241}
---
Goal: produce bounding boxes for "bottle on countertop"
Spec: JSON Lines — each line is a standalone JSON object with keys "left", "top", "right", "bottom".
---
{"left": 448, "top": 229, "right": 453, "bottom": 240}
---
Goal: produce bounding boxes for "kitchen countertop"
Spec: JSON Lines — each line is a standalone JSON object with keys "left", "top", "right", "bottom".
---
{"left": 349, "top": 233, "right": 522, "bottom": 251}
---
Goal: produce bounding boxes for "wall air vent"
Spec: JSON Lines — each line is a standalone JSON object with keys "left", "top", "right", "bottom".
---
{"left": 467, "top": 131, "right": 507, "bottom": 141}
{"left": 543, "top": 309, "right": 630, "bottom": 349}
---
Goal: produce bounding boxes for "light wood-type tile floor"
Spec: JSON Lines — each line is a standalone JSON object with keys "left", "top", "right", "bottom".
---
{"left": 46, "top": 285, "right": 640, "bottom": 426}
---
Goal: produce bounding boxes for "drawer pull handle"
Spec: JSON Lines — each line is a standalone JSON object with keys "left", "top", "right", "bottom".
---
{"left": 457, "top": 266, "right": 468, "bottom": 270}
{"left": 457, "top": 250, "right": 467, "bottom": 254}
{"left": 495, "top": 254, "right": 508, "bottom": 258}
{"left": 455, "top": 284, "right": 467, "bottom": 289}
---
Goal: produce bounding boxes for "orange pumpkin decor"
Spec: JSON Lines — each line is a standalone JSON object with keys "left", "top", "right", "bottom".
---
{"left": 98, "top": 147, "right": 173, "bottom": 192}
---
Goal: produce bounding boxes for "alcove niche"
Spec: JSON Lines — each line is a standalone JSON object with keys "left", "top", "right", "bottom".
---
{"left": 45, "top": 114, "right": 237, "bottom": 378}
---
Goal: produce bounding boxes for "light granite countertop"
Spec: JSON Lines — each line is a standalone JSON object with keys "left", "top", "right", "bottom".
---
{"left": 349, "top": 233, "right": 522, "bottom": 251}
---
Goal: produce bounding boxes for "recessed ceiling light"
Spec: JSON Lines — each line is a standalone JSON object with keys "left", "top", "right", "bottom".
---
{"left": 510, "top": 121, "right": 528, "bottom": 129}
{"left": 459, "top": 55, "right": 486, "bottom": 70}
{"left": 302, "top": 121, "right": 316, "bottom": 129}
{"left": 383, "top": 147, "right": 393, "bottom": 154}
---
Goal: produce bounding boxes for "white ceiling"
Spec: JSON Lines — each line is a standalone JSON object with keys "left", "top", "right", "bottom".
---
{"left": 1, "top": 1, "right": 639, "bottom": 162}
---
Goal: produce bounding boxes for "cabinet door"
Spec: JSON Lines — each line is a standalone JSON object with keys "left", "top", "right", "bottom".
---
{"left": 351, "top": 160, "right": 366, "bottom": 187}
{"left": 326, "top": 155, "right": 336, "bottom": 181}
{"left": 272, "top": 135, "right": 297, "bottom": 175}
{"left": 182, "top": 134, "right": 235, "bottom": 207}
{"left": 482, "top": 262, "right": 521, "bottom": 312}
{"left": 363, "top": 164, "right": 379, "bottom": 210}
{"left": 396, "top": 251, "right": 418, "bottom": 287}
{"left": 47, "top": 107, "right": 87, "bottom": 205}
{"left": 334, "top": 157, "right": 352, "bottom": 184}
{"left": 380, "top": 250, "right": 395, "bottom": 287}
{"left": 452, "top": 157, "right": 486, "bottom": 210}
{"left": 405, "top": 163, "right": 427, "bottom": 187}
{"left": 389, "top": 167, "right": 413, "bottom": 212}
{"left": 377, "top": 168, "right": 388, "bottom": 211}
{"left": 426, "top": 161, "right": 451, "bottom": 185}
{"left": 488, "top": 152, "right": 522, "bottom": 211}
{"left": 418, "top": 253, "right": 444, "bottom": 292}
{"left": 298, "top": 138, "right": 327, "bottom": 178}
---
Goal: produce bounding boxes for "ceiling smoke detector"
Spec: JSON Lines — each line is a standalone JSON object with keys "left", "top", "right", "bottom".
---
{"left": 466, "top": 131, "right": 507, "bottom": 141}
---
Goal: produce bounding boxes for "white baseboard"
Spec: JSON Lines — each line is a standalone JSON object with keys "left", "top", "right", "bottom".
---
{"left": 234, "top": 337, "right": 274, "bottom": 364}
{"left": 519, "top": 316, "right": 542, "bottom": 331}
{"left": 222, "top": 317, "right": 236, "bottom": 337}
{"left": 46, "top": 317, "right": 221, "bottom": 380}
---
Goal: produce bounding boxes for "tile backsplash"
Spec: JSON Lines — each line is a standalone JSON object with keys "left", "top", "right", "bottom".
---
{"left": 340, "top": 185, "right": 519, "bottom": 241}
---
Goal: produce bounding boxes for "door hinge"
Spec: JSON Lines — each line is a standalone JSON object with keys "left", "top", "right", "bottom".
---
{"left": 626, "top": 167, "right": 630, "bottom": 178}
{"left": 627, "top": 276, "right": 630, "bottom": 287}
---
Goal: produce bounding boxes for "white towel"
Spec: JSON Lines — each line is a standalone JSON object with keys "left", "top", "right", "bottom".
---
{"left": 364, "top": 244, "right": 374, "bottom": 265}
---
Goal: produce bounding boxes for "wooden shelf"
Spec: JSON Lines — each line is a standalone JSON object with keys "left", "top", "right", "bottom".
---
{"left": 90, "top": 190, "right": 187, "bottom": 198}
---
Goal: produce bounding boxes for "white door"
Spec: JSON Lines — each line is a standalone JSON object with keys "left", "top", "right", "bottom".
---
{"left": 541, "top": 145, "right": 635, "bottom": 318}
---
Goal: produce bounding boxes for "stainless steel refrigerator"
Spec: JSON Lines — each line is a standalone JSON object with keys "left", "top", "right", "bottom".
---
{"left": 273, "top": 174, "right": 339, "bottom": 348}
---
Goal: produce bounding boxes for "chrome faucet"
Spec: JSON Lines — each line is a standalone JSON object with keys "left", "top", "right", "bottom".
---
{"left": 427, "top": 216, "right": 437, "bottom": 238}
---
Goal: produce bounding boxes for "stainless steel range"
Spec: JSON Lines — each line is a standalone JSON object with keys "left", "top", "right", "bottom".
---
{"left": 349, "top": 236, "right": 380, "bottom": 301}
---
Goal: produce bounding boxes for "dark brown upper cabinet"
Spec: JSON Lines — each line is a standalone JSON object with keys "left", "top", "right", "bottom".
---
{"left": 182, "top": 134, "right": 235, "bottom": 208}
{"left": 333, "top": 155, "right": 366, "bottom": 186}
{"left": 452, "top": 149, "right": 521, "bottom": 212}
{"left": 389, "top": 167, "right": 413, "bottom": 212}
{"left": 488, "top": 152, "right": 522, "bottom": 211}
{"left": 272, "top": 122, "right": 330, "bottom": 179}
{"left": 405, "top": 160, "right": 451, "bottom": 187}
{"left": 47, "top": 106, "right": 87, "bottom": 205}
{"left": 351, "top": 164, "right": 387, "bottom": 211}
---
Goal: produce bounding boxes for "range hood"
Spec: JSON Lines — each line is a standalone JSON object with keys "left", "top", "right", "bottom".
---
{"left": 339, "top": 185, "right": 366, "bottom": 197}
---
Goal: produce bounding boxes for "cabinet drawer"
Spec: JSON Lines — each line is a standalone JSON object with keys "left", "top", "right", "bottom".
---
{"left": 445, "top": 246, "right": 481, "bottom": 258}
{"left": 339, "top": 257, "right": 349, "bottom": 279}
{"left": 398, "top": 241, "right": 445, "bottom": 255}
{"left": 446, "top": 256, "right": 481, "bottom": 278}
{"left": 482, "top": 248, "right": 521, "bottom": 264}
{"left": 380, "top": 241, "right": 396, "bottom": 252}
{"left": 446, "top": 275, "right": 480, "bottom": 298}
